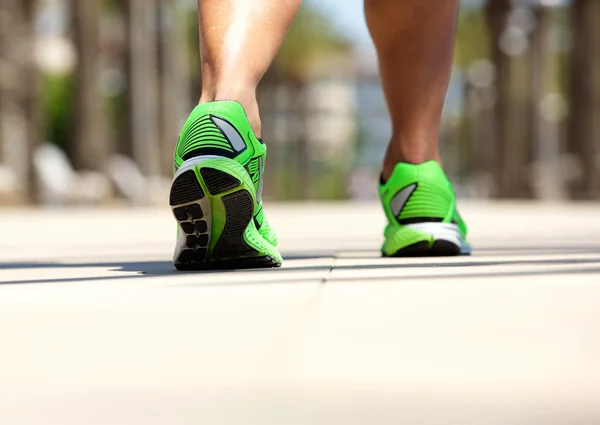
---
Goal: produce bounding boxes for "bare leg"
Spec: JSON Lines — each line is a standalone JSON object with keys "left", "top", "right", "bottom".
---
{"left": 197, "top": 0, "right": 302, "bottom": 137}
{"left": 365, "top": 0, "right": 459, "bottom": 179}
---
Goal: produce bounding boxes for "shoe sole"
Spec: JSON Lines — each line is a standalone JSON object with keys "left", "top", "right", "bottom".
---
{"left": 383, "top": 222, "right": 471, "bottom": 257}
{"left": 170, "top": 157, "right": 281, "bottom": 271}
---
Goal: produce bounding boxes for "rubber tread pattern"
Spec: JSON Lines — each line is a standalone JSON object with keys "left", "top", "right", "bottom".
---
{"left": 212, "top": 190, "right": 257, "bottom": 260}
{"left": 170, "top": 170, "right": 204, "bottom": 206}
{"left": 200, "top": 167, "right": 241, "bottom": 195}
{"left": 175, "top": 256, "right": 280, "bottom": 271}
{"left": 173, "top": 204, "right": 204, "bottom": 222}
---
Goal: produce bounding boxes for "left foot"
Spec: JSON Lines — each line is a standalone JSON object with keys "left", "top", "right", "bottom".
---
{"left": 170, "top": 101, "right": 281, "bottom": 270}
{"left": 379, "top": 161, "right": 471, "bottom": 257}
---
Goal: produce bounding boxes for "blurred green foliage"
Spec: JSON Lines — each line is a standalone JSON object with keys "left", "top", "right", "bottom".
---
{"left": 276, "top": 5, "right": 352, "bottom": 79}
{"left": 41, "top": 73, "right": 74, "bottom": 151}
{"left": 455, "top": 8, "right": 491, "bottom": 69}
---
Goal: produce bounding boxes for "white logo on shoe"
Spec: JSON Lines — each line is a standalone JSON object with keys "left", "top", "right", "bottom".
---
{"left": 390, "top": 184, "right": 417, "bottom": 217}
{"left": 211, "top": 116, "right": 247, "bottom": 153}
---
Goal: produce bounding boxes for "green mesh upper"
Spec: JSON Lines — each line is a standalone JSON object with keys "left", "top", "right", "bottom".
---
{"left": 177, "top": 115, "right": 235, "bottom": 157}
{"left": 174, "top": 101, "right": 265, "bottom": 171}
{"left": 174, "top": 101, "right": 276, "bottom": 246}
{"left": 379, "top": 161, "right": 468, "bottom": 237}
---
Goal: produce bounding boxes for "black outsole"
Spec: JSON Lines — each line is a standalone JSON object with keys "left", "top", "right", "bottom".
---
{"left": 172, "top": 204, "right": 204, "bottom": 224}
{"left": 212, "top": 190, "right": 257, "bottom": 260}
{"left": 175, "top": 256, "right": 281, "bottom": 271}
{"left": 431, "top": 240, "right": 462, "bottom": 256}
{"left": 173, "top": 199, "right": 209, "bottom": 265}
{"left": 391, "top": 241, "right": 431, "bottom": 257}
{"left": 388, "top": 239, "right": 461, "bottom": 258}
{"left": 200, "top": 167, "right": 241, "bottom": 195}
{"left": 172, "top": 169, "right": 276, "bottom": 271}
{"left": 171, "top": 170, "right": 210, "bottom": 266}
{"left": 169, "top": 170, "right": 204, "bottom": 206}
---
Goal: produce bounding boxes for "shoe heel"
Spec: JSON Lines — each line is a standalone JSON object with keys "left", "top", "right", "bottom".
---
{"left": 171, "top": 156, "right": 281, "bottom": 270}
{"left": 404, "top": 223, "right": 463, "bottom": 256}
{"left": 383, "top": 223, "right": 464, "bottom": 257}
{"left": 170, "top": 166, "right": 212, "bottom": 269}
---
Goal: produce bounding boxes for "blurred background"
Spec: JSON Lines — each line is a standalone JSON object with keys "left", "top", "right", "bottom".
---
{"left": 0, "top": 0, "right": 598, "bottom": 205}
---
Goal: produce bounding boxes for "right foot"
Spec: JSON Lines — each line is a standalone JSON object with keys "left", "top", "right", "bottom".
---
{"left": 379, "top": 161, "right": 471, "bottom": 257}
{"left": 170, "top": 101, "right": 281, "bottom": 270}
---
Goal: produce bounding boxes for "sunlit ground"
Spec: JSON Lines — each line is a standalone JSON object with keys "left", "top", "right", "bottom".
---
{"left": 1, "top": 201, "right": 600, "bottom": 425}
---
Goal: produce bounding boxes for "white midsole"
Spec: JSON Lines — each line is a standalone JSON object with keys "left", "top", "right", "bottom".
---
{"left": 407, "top": 222, "right": 471, "bottom": 255}
{"left": 174, "top": 155, "right": 226, "bottom": 180}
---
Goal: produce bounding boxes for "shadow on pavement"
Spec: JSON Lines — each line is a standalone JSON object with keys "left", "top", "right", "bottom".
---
{"left": 1, "top": 247, "right": 600, "bottom": 285}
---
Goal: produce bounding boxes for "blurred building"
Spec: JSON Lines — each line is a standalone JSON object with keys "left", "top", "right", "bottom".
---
{"left": 0, "top": 0, "right": 599, "bottom": 204}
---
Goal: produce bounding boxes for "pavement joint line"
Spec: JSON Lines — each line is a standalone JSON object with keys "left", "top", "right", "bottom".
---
{"left": 320, "top": 254, "right": 339, "bottom": 285}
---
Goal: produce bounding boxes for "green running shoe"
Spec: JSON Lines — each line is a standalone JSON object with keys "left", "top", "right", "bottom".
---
{"left": 170, "top": 101, "right": 281, "bottom": 270}
{"left": 379, "top": 161, "right": 471, "bottom": 257}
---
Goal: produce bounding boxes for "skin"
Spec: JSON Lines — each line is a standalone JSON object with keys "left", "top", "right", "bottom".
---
{"left": 197, "top": 0, "right": 459, "bottom": 180}
{"left": 197, "top": 0, "right": 302, "bottom": 137}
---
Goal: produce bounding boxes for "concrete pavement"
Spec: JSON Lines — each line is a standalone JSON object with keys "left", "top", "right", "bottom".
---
{"left": 1, "top": 202, "right": 600, "bottom": 425}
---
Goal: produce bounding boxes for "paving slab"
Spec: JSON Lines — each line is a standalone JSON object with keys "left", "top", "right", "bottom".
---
{"left": 1, "top": 202, "right": 599, "bottom": 424}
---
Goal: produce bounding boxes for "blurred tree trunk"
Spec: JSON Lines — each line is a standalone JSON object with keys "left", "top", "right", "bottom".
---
{"left": 531, "top": 6, "right": 565, "bottom": 200}
{"left": 568, "top": 0, "right": 600, "bottom": 199}
{"left": 0, "top": 0, "right": 39, "bottom": 203}
{"left": 485, "top": 0, "right": 511, "bottom": 198}
{"left": 124, "top": 0, "right": 161, "bottom": 176}
{"left": 71, "top": 0, "right": 107, "bottom": 171}
{"left": 485, "top": 0, "right": 533, "bottom": 199}
{"left": 156, "top": 0, "right": 181, "bottom": 175}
